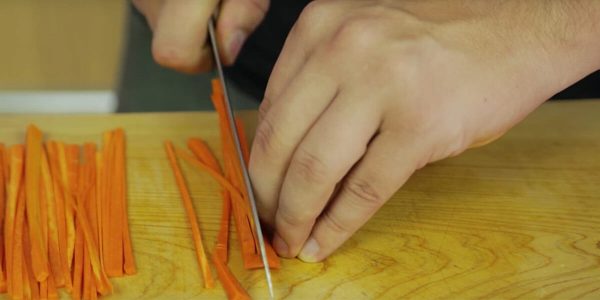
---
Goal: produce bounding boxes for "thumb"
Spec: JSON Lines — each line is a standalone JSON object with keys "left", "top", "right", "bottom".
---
{"left": 217, "top": 0, "right": 270, "bottom": 65}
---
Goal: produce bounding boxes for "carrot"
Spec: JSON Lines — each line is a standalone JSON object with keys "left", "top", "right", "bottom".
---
{"left": 5, "top": 145, "right": 24, "bottom": 296}
{"left": 57, "top": 142, "right": 76, "bottom": 270}
{"left": 114, "top": 130, "right": 136, "bottom": 275}
{"left": 102, "top": 131, "right": 124, "bottom": 277}
{"left": 0, "top": 144, "right": 6, "bottom": 288}
{"left": 40, "top": 278, "right": 48, "bottom": 300}
{"left": 83, "top": 247, "right": 92, "bottom": 300}
{"left": 187, "top": 138, "right": 231, "bottom": 263}
{"left": 234, "top": 118, "right": 250, "bottom": 166}
{"left": 48, "top": 273, "right": 59, "bottom": 300}
{"left": 23, "top": 219, "right": 40, "bottom": 300}
{"left": 95, "top": 152, "right": 104, "bottom": 264}
{"left": 213, "top": 256, "right": 250, "bottom": 300}
{"left": 41, "top": 147, "right": 66, "bottom": 287}
{"left": 72, "top": 219, "right": 84, "bottom": 300}
{"left": 77, "top": 144, "right": 112, "bottom": 295}
{"left": 11, "top": 187, "right": 26, "bottom": 300}
{"left": 46, "top": 141, "right": 72, "bottom": 289}
{"left": 164, "top": 141, "right": 215, "bottom": 289}
{"left": 24, "top": 124, "right": 50, "bottom": 281}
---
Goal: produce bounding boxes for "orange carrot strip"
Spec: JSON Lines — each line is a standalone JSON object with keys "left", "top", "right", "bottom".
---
{"left": 0, "top": 144, "right": 6, "bottom": 287}
{"left": 187, "top": 138, "right": 231, "bottom": 263}
{"left": 41, "top": 147, "right": 66, "bottom": 287}
{"left": 164, "top": 141, "right": 215, "bottom": 289}
{"left": 23, "top": 220, "right": 40, "bottom": 300}
{"left": 102, "top": 131, "right": 124, "bottom": 277}
{"left": 46, "top": 141, "right": 72, "bottom": 289}
{"left": 24, "top": 125, "right": 50, "bottom": 281}
{"left": 83, "top": 247, "right": 92, "bottom": 300}
{"left": 40, "top": 278, "right": 48, "bottom": 300}
{"left": 95, "top": 152, "right": 104, "bottom": 264}
{"left": 57, "top": 142, "right": 76, "bottom": 269}
{"left": 72, "top": 221, "right": 84, "bottom": 300}
{"left": 48, "top": 274, "right": 59, "bottom": 300}
{"left": 5, "top": 145, "right": 24, "bottom": 296}
{"left": 234, "top": 118, "right": 250, "bottom": 166}
{"left": 114, "top": 130, "right": 136, "bottom": 275}
{"left": 76, "top": 144, "right": 112, "bottom": 295}
{"left": 12, "top": 187, "right": 26, "bottom": 300}
{"left": 213, "top": 257, "right": 250, "bottom": 300}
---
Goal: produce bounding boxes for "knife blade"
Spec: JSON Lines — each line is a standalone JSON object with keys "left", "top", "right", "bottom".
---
{"left": 207, "top": 16, "right": 275, "bottom": 299}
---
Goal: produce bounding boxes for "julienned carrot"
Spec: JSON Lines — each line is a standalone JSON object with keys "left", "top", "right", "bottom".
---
{"left": 83, "top": 143, "right": 99, "bottom": 300}
{"left": 102, "top": 131, "right": 124, "bottom": 278}
{"left": 5, "top": 145, "right": 24, "bottom": 296}
{"left": 234, "top": 118, "right": 250, "bottom": 166}
{"left": 46, "top": 141, "right": 72, "bottom": 289}
{"left": 57, "top": 142, "right": 76, "bottom": 269}
{"left": 48, "top": 273, "right": 59, "bottom": 300}
{"left": 23, "top": 219, "right": 40, "bottom": 300}
{"left": 95, "top": 152, "right": 104, "bottom": 263}
{"left": 174, "top": 148, "right": 246, "bottom": 208}
{"left": 212, "top": 256, "right": 250, "bottom": 300}
{"left": 24, "top": 124, "right": 50, "bottom": 281}
{"left": 165, "top": 141, "right": 215, "bottom": 289}
{"left": 115, "top": 130, "right": 136, "bottom": 276}
{"left": 77, "top": 143, "right": 112, "bottom": 295}
{"left": 0, "top": 144, "right": 6, "bottom": 288}
{"left": 41, "top": 148, "right": 66, "bottom": 287}
{"left": 72, "top": 219, "right": 84, "bottom": 300}
{"left": 210, "top": 79, "right": 280, "bottom": 269}
{"left": 12, "top": 187, "right": 26, "bottom": 300}
{"left": 187, "top": 138, "right": 231, "bottom": 263}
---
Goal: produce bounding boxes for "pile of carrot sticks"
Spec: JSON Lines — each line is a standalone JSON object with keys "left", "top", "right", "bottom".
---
{"left": 164, "top": 79, "right": 280, "bottom": 299}
{"left": 0, "top": 126, "right": 135, "bottom": 300}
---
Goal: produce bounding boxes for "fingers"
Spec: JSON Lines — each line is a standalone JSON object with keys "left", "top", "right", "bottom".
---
{"left": 218, "top": 0, "right": 270, "bottom": 64}
{"left": 151, "top": 0, "right": 218, "bottom": 73}
{"left": 249, "top": 55, "right": 338, "bottom": 227}
{"left": 258, "top": 1, "right": 349, "bottom": 121}
{"left": 297, "top": 132, "right": 423, "bottom": 262}
{"left": 272, "top": 90, "right": 381, "bottom": 258}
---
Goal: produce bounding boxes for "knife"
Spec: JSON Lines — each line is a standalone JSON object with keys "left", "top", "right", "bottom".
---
{"left": 207, "top": 16, "right": 275, "bottom": 299}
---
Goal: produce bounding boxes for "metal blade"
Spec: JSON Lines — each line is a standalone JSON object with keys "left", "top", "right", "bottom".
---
{"left": 207, "top": 17, "right": 275, "bottom": 299}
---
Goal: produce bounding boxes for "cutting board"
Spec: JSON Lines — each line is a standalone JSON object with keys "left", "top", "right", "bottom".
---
{"left": 0, "top": 100, "right": 599, "bottom": 299}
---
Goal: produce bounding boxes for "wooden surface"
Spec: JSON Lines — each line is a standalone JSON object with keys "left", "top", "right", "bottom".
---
{"left": 0, "top": 0, "right": 126, "bottom": 90}
{"left": 0, "top": 100, "right": 599, "bottom": 299}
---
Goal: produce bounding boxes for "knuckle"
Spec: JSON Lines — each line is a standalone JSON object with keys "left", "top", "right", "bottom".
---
{"left": 342, "top": 176, "right": 386, "bottom": 208}
{"left": 277, "top": 205, "right": 315, "bottom": 228}
{"left": 151, "top": 42, "right": 197, "bottom": 71}
{"left": 320, "top": 210, "right": 351, "bottom": 236}
{"left": 252, "top": 117, "right": 284, "bottom": 155}
{"left": 289, "top": 149, "right": 330, "bottom": 184}
{"left": 294, "top": 1, "right": 332, "bottom": 37}
{"left": 330, "top": 18, "right": 381, "bottom": 52}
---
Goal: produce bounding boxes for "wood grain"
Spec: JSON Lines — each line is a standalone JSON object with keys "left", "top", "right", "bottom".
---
{"left": 0, "top": 100, "right": 599, "bottom": 299}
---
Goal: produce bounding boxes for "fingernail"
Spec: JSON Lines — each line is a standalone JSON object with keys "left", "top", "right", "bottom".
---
{"left": 273, "top": 233, "right": 289, "bottom": 257}
{"left": 298, "top": 238, "right": 320, "bottom": 263}
{"left": 228, "top": 30, "right": 247, "bottom": 62}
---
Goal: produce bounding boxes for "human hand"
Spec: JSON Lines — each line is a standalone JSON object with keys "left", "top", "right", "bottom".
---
{"left": 249, "top": 0, "right": 600, "bottom": 262}
{"left": 133, "top": 0, "right": 269, "bottom": 73}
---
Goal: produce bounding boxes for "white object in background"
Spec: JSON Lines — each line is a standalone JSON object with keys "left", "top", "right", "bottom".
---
{"left": 0, "top": 91, "right": 117, "bottom": 113}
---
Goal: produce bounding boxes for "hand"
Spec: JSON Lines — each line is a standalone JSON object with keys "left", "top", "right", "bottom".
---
{"left": 249, "top": 0, "right": 600, "bottom": 262}
{"left": 133, "top": 0, "right": 269, "bottom": 73}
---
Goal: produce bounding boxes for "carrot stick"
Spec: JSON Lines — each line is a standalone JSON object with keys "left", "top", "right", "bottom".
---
{"left": 23, "top": 220, "right": 40, "bottom": 300}
{"left": 41, "top": 147, "right": 66, "bottom": 287}
{"left": 57, "top": 142, "right": 76, "bottom": 269}
{"left": 234, "top": 118, "right": 250, "bottom": 166}
{"left": 114, "top": 130, "right": 136, "bottom": 275}
{"left": 164, "top": 141, "right": 215, "bottom": 289}
{"left": 213, "top": 256, "right": 250, "bottom": 300}
{"left": 102, "top": 131, "right": 124, "bottom": 277}
{"left": 5, "top": 145, "right": 24, "bottom": 296}
{"left": 48, "top": 273, "right": 59, "bottom": 300}
{"left": 0, "top": 144, "right": 6, "bottom": 288}
{"left": 72, "top": 220, "right": 84, "bottom": 300}
{"left": 187, "top": 139, "right": 231, "bottom": 263}
{"left": 83, "top": 246, "right": 92, "bottom": 300}
{"left": 95, "top": 152, "right": 104, "bottom": 264}
{"left": 11, "top": 187, "right": 26, "bottom": 300}
{"left": 77, "top": 144, "right": 112, "bottom": 295}
{"left": 24, "top": 124, "right": 50, "bottom": 281}
{"left": 46, "top": 142, "right": 72, "bottom": 289}
{"left": 40, "top": 278, "right": 48, "bottom": 300}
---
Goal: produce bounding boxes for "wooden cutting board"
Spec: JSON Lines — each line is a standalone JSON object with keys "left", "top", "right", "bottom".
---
{"left": 0, "top": 100, "right": 599, "bottom": 299}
